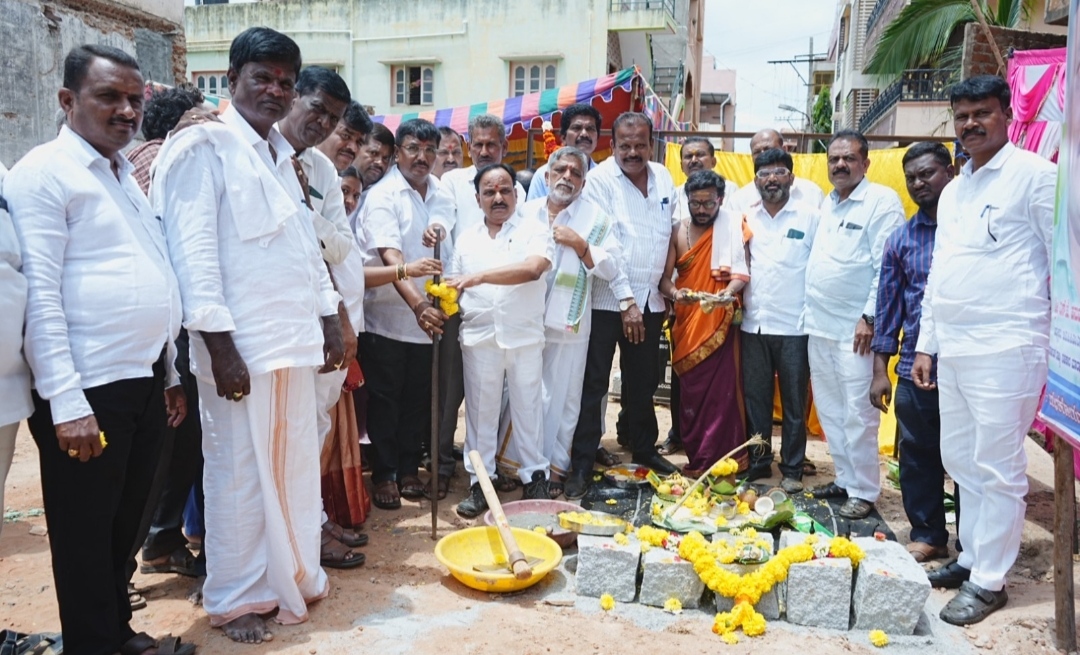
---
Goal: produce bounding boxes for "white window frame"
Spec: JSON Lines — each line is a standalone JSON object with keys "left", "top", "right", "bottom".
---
{"left": 193, "top": 71, "right": 229, "bottom": 98}
{"left": 509, "top": 61, "right": 558, "bottom": 97}
{"left": 392, "top": 65, "right": 435, "bottom": 107}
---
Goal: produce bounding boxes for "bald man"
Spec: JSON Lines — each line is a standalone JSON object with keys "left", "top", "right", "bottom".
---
{"left": 726, "top": 129, "right": 824, "bottom": 214}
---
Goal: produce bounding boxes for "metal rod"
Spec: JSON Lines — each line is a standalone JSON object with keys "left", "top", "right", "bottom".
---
{"left": 430, "top": 230, "right": 442, "bottom": 541}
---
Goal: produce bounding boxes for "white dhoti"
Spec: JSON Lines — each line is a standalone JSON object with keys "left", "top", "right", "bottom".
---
{"left": 808, "top": 335, "right": 881, "bottom": 502}
{"left": 938, "top": 345, "right": 1046, "bottom": 591}
{"left": 464, "top": 342, "right": 548, "bottom": 485}
{"left": 315, "top": 368, "right": 348, "bottom": 451}
{"left": 200, "top": 367, "right": 328, "bottom": 627}
{"left": 540, "top": 334, "right": 589, "bottom": 477}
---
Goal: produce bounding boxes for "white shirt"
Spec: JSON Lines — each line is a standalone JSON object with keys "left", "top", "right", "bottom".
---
{"left": 0, "top": 162, "right": 32, "bottom": 426}
{"left": 431, "top": 164, "right": 526, "bottom": 262}
{"left": 157, "top": 106, "right": 339, "bottom": 381}
{"left": 584, "top": 158, "right": 676, "bottom": 313}
{"left": 450, "top": 212, "right": 554, "bottom": 349}
{"left": 5, "top": 127, "right": 181, "bottom": 424}
{"left": 295, "top": 145, "right": 365, "bottom": 334}
{"left": 802, "top": 177, "right": 905, "bottom": 341}
{"left": 519, "top": 197, "right": 622, "bottom": 343}
{"left": 726, "top": 176, "right": 825, "bottom": 216}
{"left": 741, "top": 198, "right": 821, "bottom": 336}
{"left": 672, "top": 179, "right": 740, "bottom": 223}
{"left": 361, "top": 165, "right": 450, "bottom": 344}
{"left": 916, "top": 142, "right": 1055, "bottom": 357}
{"left": 526, "top": 159, "right": 597, "bottom": 201}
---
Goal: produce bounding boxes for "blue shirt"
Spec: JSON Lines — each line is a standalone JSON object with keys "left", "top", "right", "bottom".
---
{"left": 871, "top": 209, "right": 937, "bottom": 382}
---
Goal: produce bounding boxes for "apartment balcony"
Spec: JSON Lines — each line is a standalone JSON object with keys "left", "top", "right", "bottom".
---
{"left": 864, "top": 0, "right": 907, "bottom": 62}
{"left": 608, "top": 0, "right": 676, "bottom": 33}
{"left": 858, "top": 68, "right": 955, "bottom": 134}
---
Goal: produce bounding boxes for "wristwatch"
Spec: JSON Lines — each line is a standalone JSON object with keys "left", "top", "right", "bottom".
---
{"left": 619, "top": 298, "right": 637, "bottom": 312}
{"left": 862, "top": 314, "right": 875, "bottom": 326}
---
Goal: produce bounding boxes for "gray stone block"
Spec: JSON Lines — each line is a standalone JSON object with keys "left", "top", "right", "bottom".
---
{"left": 785, "top": 557, "right": 852, "bottom": 630}
{"left": 712, "top": 531, "right": 775, "bottom": 554}
{"left": 851, "top": 538, "right": 932, "bottom": 634}
{"left": 713, "top": 562, "right": 783, "bottom": 619}
{"left": 778, "top": 530, "right": 831, "bottom": 552}
{"left": 639, "top": 546, "right": 705, "bottom": 608}
{"left": 575, "top": 534, "right": 640, "bottom": 602}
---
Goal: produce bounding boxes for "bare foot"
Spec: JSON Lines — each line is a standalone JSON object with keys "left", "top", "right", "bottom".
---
{"left": 221, "top": 613, "right": 273, "bottom": 644}
{"left": 187, "top": 575, "right": 205, "bottom": 605}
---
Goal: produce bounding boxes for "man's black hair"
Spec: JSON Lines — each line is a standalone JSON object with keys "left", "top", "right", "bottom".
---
{"left": 902, "top": 141, "right": 953, "bottom": 169}
{"left": 342, "top": 101, "right": 373, "bottom": 135}
{"left": 559, "top": 103, "right": 602, "bottom": 136}
{"left": 474, "top": 163, "right": 517, "bottom": 193}
{"left": 828, "top": 129, "right": 869, "bottom": 158}
{"left": 684, "top": 169, "right": 726, "bottom": 198}
{"left": 366, "top": 123, "right": 396, "bottom": 149}
{"left": 753, "top": 147, "right": 793, "bottom": 172}
{"left": 438, "top": 126, "right": 462, "bottom": 142}
{"left": 229, "top": 27, "right": 302, "bottom": 78}
{"left": 63, "top": 44, "right": 140, "bottom": 92}
{"left": 949, "top": 75, "right": 1011, "bottom": 113}
{"left": 296, "top": 65, "right": 350, "bottom": 103}
{"left": 682, "top": 136, "right": 715, "bottom": 157}
{"left": 611, "top": 112, "right": 653, "bottom": 143}
{"left": 395, "top": 118, "right": 440, "bottom": 147}
{"left": 340, "top": 165, "right": 360, "bottom": 180}
{"left": 142, "top": 86, "right": 204, "bottom": 141}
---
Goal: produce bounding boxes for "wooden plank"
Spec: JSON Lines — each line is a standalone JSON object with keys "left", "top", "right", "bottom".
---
{"left": 1054, "top": 433, "right": 1077, "bottom": 652}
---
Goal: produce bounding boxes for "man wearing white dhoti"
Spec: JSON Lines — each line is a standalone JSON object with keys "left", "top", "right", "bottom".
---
{"left": 153, "top": 28, "right": 344, "bottom": 644}
{"left": 913, "top": 75, "right": 1055, "bottom": 626}
{"left": 448, "top": 163, "right": 555, "bottom": 517}
{"left": 499, "top": 147, "right": 620, "bottom": 497}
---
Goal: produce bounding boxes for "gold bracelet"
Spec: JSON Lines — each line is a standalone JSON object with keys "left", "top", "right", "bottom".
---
{"left": 403, "top": 262, "right": 409, "bottom": 279}
{"left": 396, "top": 263, "right": 406, "bottom": 281}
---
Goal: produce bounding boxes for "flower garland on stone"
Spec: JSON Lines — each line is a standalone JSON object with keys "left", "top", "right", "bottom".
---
{"left": 424, "top": 280, "right": 460, "bottom": 316}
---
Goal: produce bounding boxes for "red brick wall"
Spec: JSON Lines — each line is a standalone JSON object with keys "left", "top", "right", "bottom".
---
{"left": 961, "top": 23, "right": 1067, "bottom": 78}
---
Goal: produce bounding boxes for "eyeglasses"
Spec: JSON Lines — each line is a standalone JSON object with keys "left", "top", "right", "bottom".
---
{"left": 687, "top": 200, "right": 718, "bottom": 210}
{"left": 400, "top": 144, "right": 437, "bottom": 157}
{"left": 755, "top": 167, "right": 791, "bottom": 179}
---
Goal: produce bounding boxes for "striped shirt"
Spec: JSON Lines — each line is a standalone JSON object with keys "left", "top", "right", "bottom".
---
{"left": 871, "top": 209, "right": 937, "bottom": 382}
{"left": 583, "top": 158, "right": 676, "bottom": 312}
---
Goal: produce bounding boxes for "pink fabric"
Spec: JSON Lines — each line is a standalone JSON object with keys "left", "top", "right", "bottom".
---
{"left": 1007, "top": 47, "right": 1067, "bottom": 157}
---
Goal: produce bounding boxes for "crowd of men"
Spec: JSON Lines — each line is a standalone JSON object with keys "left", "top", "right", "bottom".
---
{"left": 0, "top": 22, "right": 1055, "bottom": 654}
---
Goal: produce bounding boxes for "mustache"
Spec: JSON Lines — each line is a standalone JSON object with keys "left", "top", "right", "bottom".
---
{"left": 110, "top": 118, "right": 137, "bottom": 127}
{"left": 962, "top": 127, "right": 986, "bottom": 140}
{"left": 831, "top": 167, "right": 850, "bottom": 175}
{"left": 575, "top": 136, "right": 593, "bottom": 145}
{"left": 491, "top": 202, "right": 509, "bottom": 210}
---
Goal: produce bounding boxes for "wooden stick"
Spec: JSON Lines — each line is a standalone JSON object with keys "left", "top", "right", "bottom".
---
{"left": 968, "top": 0, "right": 1008, "bottom": 76}
{"left": 468, "top": 450, "right": 532, "bottom": 580}
{"left": 661, "top": 435, "right": 768, "bottom": 520}
{"left": 429, "top": 232, "right": 442, "bottom": 541}
{"left": 1052, "top": 432, "right": 1077, "bottom": 652}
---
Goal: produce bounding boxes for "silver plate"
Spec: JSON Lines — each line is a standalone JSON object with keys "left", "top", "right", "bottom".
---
{"left": 557, "top": 510, "right": 628, "bottom": 536}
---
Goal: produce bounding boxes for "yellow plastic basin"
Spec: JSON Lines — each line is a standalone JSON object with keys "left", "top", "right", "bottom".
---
{"left": 434, "top": 526, "right": 563, "bottom": 593}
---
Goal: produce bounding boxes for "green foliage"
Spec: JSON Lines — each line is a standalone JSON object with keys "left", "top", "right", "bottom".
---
{"left": 811, "top": 87, "right": 832, "bottom": 154}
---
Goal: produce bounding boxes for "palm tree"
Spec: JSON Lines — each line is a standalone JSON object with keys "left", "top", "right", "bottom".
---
{"left": 865, "top": 0, "right": 1032, "bottom": 77}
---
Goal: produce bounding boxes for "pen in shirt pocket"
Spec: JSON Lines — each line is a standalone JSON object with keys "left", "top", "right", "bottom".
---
{"left": 982, "top": 204, "right": 999, "bottom": 242}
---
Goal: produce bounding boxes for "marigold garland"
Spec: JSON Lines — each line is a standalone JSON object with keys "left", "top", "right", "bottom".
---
{"left": 710, "top": 458, "right": 739, "bottom": 477}
{"left": 542, "top": 121, "right": 559, "bottom": 157}
{"left": 424, "top": 280, "right": 460, "bottom": 316}
{"left": 635, "top": 525, "right": 670, "bottom": 548}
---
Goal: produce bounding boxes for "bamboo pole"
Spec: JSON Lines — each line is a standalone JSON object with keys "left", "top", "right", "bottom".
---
{"left": 968, "top": 0, "right": 1008, "bottom": 76}
{"left": 1052, "top": 432, "right": 1077, "bottom": 651}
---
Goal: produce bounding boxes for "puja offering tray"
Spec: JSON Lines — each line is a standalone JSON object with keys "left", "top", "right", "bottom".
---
{"left": 602, "top": 464, "right": 652, "bottom": 489}
{"left": 557, "top": 509, "right": 629, "bottom": 536}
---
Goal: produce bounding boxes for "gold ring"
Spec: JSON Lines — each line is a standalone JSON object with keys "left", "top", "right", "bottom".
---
{"left": 335, "top": 361, "right": 343, "bottom": 369}
{"left": 232, "top": 391, "right": 243, "bottom": 399}
{"left": 67, "top": 449, "right": 79, "bottom": 458}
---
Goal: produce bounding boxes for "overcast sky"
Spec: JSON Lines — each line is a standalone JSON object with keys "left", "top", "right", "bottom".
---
{"left": 702, "top": 1, "right": 838, "bottom": 147}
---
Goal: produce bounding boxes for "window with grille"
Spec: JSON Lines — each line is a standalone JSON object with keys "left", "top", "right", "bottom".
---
{"left": 193, "top": 72, "right": 229, "bottom": 98}
{"left": 510, "top": 61, "right": 557, "bottom": 97}
{"left": 392, "top": 65, "right": 434, "bottom": 106}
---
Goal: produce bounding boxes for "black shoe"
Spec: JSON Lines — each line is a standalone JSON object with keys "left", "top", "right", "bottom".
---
{"left": 744, "top": 464, "right": 773, "bottom": 482}
{"left": 779, "top": 476, "right": 804, "bottom": 494}
{"left": 564, "top": 470, "right": 589, "bottom": 500}
{"left": 927, "top": 560, "right": 971, "bottom": 589}
{"left": 657, "top": 436, "right": 683, "bottom": 455}
{"left": 522, "top": 471, "right": 550, "bottom": 500}
{"left": 456, "top": 483, "right": 488, "bottom": 518}
{"left": 940, "top": 581, "right": 1007, "bottom": 625}
{"left": 631, "top": 451, "right": 679, "bottom": 475}
{"left": 808, "top": 481, "right": 848, "bottom": 499}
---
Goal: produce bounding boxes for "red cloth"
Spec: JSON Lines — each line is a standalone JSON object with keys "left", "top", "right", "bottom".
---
{"left": 126, "top": 139, "right": 164, "bottom": 195}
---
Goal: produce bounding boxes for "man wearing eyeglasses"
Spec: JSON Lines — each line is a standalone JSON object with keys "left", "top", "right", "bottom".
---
{"left": 740, "top": 148, "right": 820, "bottom": 494}
{"left": 911, "top": 76, "right": 1055, "bottom": 626}
{"left": 802, "top": 129, "right": 904, "bottom": 521}
{"left": 726, "top": 129, "right": 824, "bottom": 214}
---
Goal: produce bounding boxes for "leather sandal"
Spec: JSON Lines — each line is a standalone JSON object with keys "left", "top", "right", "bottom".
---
{"left": 906, "top": 541, "right": 948, "bottom": 563}
{"left": 927, "top": 560, "right": 971, "bottom": 589}
{"left": 939, "top": 581, "right": 1008, "bottom": 626}
{"left": 323, "top": 521, "right": 367, "bottom": 548}
{"left": 399, "top": 475, "right": 425, "bottom": 499}
{"left": 371, "top": 479, "right": 401, "bottom": 510}
{"left": 423, "top": 475, "right": 451, "bottom": 500}
{"left": 838, "top": 497, "right": 874, "bottom": 520}
{"left": 320, "top": 533, "right": 366, "bottom": 570}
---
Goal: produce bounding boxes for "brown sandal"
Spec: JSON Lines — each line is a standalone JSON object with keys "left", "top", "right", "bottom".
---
{"left": 423, "top": 475, "right": 451, "bottom": 500}
{"left": 594, "top": 446, "right": 621, "bottom": 467}
{"left": 399, "top": 475, "right": 425, "bottom": 499}
{"left": 320, "top": 533, "right": 365, "bottom": 569}
{"left": 907, "top": 541, "right": 948, "bottom": 563}
{"left": 322, "top": 520, "right": 367, "bottom": 548}
{"left": 494, "top": 472, "right": 519, "bottom": 492}
{"left": 371, "top": 480, "right": 401, "bottom": 509}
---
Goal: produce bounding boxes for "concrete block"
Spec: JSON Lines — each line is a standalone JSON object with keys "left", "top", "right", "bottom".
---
{"left": 851, "top": 538, "right": 932, "bottom": 635}
{"left": 713, "top": 563, "right": 783, "bottom": 620}
{"left": 785, "top": 557, "right": 852, "bottom": 630}
{"left": 712, "top": 531, "right": 775, "bottom": 554}
{"left": 778, "top": 530, "right": 831, "bottom": 552}
{"left": 639, "top": 547, "right": 705, "bottom": 608}
{"left": 575, "top": 534, "right": 640, "bottom": 602}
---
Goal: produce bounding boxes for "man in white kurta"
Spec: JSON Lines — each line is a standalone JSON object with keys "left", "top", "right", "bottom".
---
{"left": 499, "top": 148, "right": 619, "bottom": 492}
{"left": 912, "top": 76, "right": 1055, "bottom": 625}
{"left": 449, "top": 164, "right": 554, "bottom": 517}
{"left": 803, "top": 130, "right": 904, "bottom": 520}
{"left": 153, "top": 30, "right": 343, "bottom": 641}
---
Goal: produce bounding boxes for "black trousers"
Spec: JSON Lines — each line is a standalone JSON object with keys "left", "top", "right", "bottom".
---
{"left": 894, "top": 377, "right": 951, "bottom": 548}
{"left": 359, "top": 332, "right": 432, "bottom": 484}
{"left": 140, "top": 330, "right": 205, "bottom": 572}
{"left": 435, "top": 314, "right": 464, "bottom": 478}
{"left": 570, "top": 309, "right": 664, "bottom": 475}
{"left": 742, "top": 331, "right": 810, "bottom": 479}
{"left": 28, "top": 359, "right": 166, "bottom": 655}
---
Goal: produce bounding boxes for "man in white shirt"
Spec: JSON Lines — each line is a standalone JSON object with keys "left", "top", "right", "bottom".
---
{"left": 5, "top": 45, "right": 185, "bottom": 655}
{"left": 565, "top": 112, "right": 679, "bottom": 499}
{"left": 433, "top": 126, "right": 464, "bottom": 179}
{"left": 358, "top": 119, "right": 449, "bottom": 510}
{"left": 500, "top": 147, "right": 620, "bottom": 496}
{"left": 154, "top": 28, "right": 344, "bottom": 644}
{"left": 912, "top": 76, "right": 1055, "bottom": 625}
{"left": 447, "top": 164, "right": 554, "bottom": 516}
{"left": 726, "top": 129, "right": 825, "bottom": 215}
{"left": 277, "top": 65, "right": 369, "bottom": 570}
{"left": 0, "top": 161, "right": 32, "bottom": 536}
{"left": 527, "top": 103, "right": 602, "bottom": 201}
{"left": 316, "top": 100, "right": 373, "bottom": 174}
{"left": 424, "top": 114, "right": 525, "bottom": 497}
{"left": 803, "top": 130, "right": 905, "bottom": 520}
{"left": 741, "top": 148, "right": 820, "bottom": 494}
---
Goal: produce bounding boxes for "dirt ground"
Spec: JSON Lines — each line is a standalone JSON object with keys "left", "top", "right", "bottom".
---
{"left": 1, "top": 403, "right": 1077, "bottom": 655}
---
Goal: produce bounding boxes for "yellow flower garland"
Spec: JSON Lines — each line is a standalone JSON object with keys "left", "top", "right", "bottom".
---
{"left": 710, "top": 458, "right": 739, "bottom": 477}
{"left": 424, "top": 280, "right": 460, "bottom": 316}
